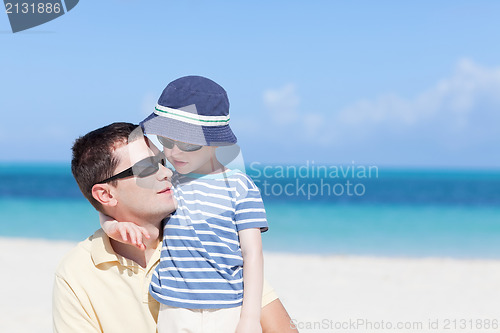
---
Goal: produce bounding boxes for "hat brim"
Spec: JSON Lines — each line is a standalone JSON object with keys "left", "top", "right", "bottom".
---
{"left": 140, "top": 113, "right": 237, "bottom": 147}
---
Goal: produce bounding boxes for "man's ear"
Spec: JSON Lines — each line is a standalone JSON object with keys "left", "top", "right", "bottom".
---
{"left": 92, "top": 184, "right": 118, "bottom": 207}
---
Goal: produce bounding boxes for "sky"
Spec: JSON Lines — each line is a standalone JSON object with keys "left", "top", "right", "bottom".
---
{"left": 1, "top": 1, "right": 500, "bottom": 168}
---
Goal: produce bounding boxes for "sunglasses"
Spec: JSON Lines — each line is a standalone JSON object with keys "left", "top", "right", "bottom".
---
{"left": 95, "top": 152, "right": 167, "bottom": 185}
{"left": 157, "top": 136, "right": 203, "bottom": 152}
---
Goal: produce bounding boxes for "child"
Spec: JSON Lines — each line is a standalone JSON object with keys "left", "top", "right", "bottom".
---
{"left": 101, "top": 76, "right": 268, "bottom": 333}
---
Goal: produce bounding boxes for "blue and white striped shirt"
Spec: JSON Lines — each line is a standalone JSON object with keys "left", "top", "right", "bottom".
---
{"left": 149, "top": 169, "right": 268, "bottom": 309}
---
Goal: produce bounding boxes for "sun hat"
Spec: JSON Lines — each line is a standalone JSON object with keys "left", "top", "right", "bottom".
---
{"left": 140, "top": 76, "right": 237, "bottom": 146}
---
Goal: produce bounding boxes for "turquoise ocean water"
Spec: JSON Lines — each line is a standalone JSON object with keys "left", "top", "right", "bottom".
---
{"left": 1, "top": 163, "right": 500, "bottom": 259}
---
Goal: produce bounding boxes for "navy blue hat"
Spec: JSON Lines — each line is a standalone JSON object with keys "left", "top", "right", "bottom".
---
{"left": 140, "top": 76, "right": 237, "bottom": 146}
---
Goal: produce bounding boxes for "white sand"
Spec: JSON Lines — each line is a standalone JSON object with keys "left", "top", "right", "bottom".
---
{"left": 0, "top": 237, "right": 75, "bottom": 333}
{"left": 265, "top": 253, "right": 500, "bottom": 333}
{"left": 1, "top": 237, "right": 500, "bottom": 333}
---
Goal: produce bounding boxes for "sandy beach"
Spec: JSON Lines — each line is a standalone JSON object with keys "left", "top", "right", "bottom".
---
{"left": 1, "top": 237, "right": 500, "bottom": 333}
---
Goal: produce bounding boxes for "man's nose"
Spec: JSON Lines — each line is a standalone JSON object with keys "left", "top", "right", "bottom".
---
{"left": 157, "top": 163, "right": 173, "bottom": 180}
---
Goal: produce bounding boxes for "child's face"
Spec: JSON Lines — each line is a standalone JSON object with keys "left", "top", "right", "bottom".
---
{"left": 163, "top": 141, "right": 219, "bottom": 174}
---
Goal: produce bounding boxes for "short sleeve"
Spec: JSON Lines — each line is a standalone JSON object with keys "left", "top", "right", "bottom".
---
{"left": 53, "top": 274, "right": 101, "bottom": 333}
{"left": 234, "top": 174, "right": 269, "bottom": 232}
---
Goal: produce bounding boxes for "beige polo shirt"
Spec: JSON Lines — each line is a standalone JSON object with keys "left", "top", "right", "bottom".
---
{"left": 53, "top": 229, "right": 278, "bottom": 333}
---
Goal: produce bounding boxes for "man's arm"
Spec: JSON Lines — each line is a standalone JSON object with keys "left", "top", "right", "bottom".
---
{"left": 261, "top": 299, "right": 298, "bottom": 332}
{"left": 53, "top": 275, "right": 101, "bottom": 333}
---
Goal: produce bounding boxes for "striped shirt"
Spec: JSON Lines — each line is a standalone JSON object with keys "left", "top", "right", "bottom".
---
{"left": 149, "top": 169, "right": 268, "bottom": 309}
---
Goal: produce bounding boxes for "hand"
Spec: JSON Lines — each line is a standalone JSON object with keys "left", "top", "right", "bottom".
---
{"left": 106, "top": 222, "right": 150, "bottom": 251}
{"left": 235, "top": 316, "right": 262, "bottom": 333}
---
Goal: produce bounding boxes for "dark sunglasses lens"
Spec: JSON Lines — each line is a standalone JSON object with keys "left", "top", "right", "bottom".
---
{"left": 138, "top": 166, "right": 158, "bottom": 177}
{"left": 158, "top": 136, "right": 202, "bottom": 152}
{"left": 134, "top": 159, "right": 158, "bottom": 177}
{"left": 178, "top": 143, "right": 203, "bottom": 152}
{"left": 133, "top": 154, "right": 164, "bottom": 178}
{"left": 158, "top": 136, "right": 175, "bottom": 149}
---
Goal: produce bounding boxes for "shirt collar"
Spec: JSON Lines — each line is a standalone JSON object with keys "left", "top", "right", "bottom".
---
{"left": 90, "top": 229, "right": 120, "bottom": 266}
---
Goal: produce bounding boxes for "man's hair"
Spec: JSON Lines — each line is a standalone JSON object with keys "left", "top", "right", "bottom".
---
{"left": 71, "top": 122, "right": 141, "bottom": 212}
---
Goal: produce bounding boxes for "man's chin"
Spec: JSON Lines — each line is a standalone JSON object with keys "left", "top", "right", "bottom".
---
{"left": 153, "top": 209, "right": 175, "bottom": 222}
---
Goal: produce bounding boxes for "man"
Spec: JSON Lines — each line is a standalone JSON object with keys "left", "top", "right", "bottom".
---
{"left": 53, "top": 122, "right": 295, "bottom": 332}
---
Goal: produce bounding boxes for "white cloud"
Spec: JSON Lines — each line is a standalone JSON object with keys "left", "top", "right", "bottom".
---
{"left": 263, "top": 83, "right": 300, "bottom": 125}
{"left": 255, "top": 60, "right": 500, "bottom": 166}
{"left": 348, "top": 59, "right": 499, "bottom": 123}
{"left": 322, "top": 59, "right": 500, "bottom": 147}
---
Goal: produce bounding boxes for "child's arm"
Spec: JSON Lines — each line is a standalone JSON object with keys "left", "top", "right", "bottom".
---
{"left": 236, "top": 228, "right": 264, "bottom": 333}
{"left": 98, "top": 212, "right": 150, "bottom": 250}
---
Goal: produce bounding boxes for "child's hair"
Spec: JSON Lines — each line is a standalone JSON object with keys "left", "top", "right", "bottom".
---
{"left": 71, "top": 122, "right": 140, "bottom": 212}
